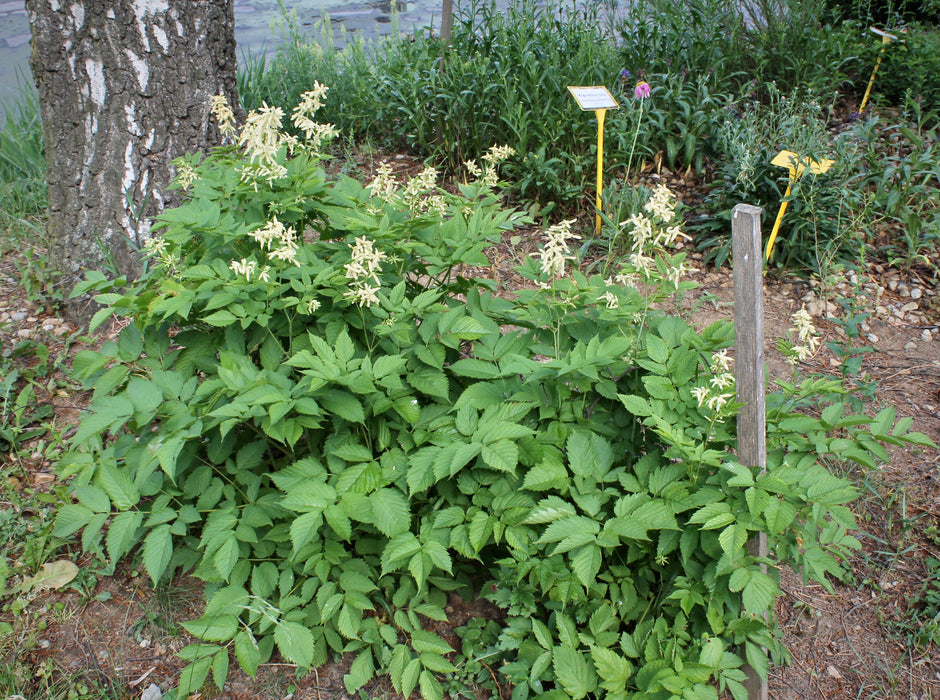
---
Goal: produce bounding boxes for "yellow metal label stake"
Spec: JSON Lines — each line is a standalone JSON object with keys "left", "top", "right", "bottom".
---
{"left": 765, "top": 150, "right": 835, "bottom": 262}
{"left": 859, "top": 27, "right": 900, "bottom": 113}
{"left": 568, "top": 86, "right": 620, "bottom": 234}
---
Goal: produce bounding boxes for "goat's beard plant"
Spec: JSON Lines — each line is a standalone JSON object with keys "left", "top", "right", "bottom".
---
{"left": 60, "top": 89, "right": 933, "bottom": 700}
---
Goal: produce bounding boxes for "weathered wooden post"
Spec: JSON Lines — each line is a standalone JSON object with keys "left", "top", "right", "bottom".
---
{"left": 732, "top": 204, "right": 769, "bottom": 700}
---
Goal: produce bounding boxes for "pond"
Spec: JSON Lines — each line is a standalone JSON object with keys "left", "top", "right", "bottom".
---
{"left": 0, "top": 0, "right": 510, "bottom": 116}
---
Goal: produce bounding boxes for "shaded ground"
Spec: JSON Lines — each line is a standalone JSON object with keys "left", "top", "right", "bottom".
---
{"left": 1, "top": 164, "right": 939, "bottom": 699}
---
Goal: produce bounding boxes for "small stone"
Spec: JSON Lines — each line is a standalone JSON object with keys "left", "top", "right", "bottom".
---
{"left": 876, "top": 305, "right": 889, "bottom": 317}
{"left": 866, "top": 334, "right": 879, "bottom": 343}
{"left": 824, "top": 301, "right": 838, "bottom": 316}
{"left": 874, "top": 264, "right": 885, "bottom": 273}
{"left": 860, "top": 322, "right": 871, "bottom": 332}
{"left": 16, "top": 328, "right": 32, "bottom": 339}
{"left": 827, "top": 665, "right": 843, "bottom": 679}
{"left": 911, "top": 288, "right": 923, "bottom": 300}
{"left": 141, "top": 685, "right": 163, "bottom": 700}
{"left": 922, "top": 330, "right": 933, "bottom": 343}
{"left": 140, "top": 639, "right": 150, "bottom": 648}
{"left": 899, "top": 286, "right": 911, "bottom": 298}
{"left": 26, "top": 316, "right": 37, "bottom": 323}
{"left": 901, "top": 302, "right": 919, "bottom": 313}
{"left": 39, "top": 639, "right": 51, "bottom": 649}
{"left": 42, "top": 324, "right": 55, "bottom": 332}
{"left": 888, "top": 280, "right": 898, "bottom": 291}
{"left": 807, "top": 301, "right": 822, "bottom": 317}
{"left": 11, "top": 311, "right": 26, "bottom": 321}
{"left": 905, "top": 341, "right": 917, "bottom": 351}
{"left": 97, "top": 649, "right": 109, "bottom": 661}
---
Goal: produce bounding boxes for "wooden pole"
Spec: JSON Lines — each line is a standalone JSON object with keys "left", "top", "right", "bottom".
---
{"left": 440, "top": 0, "right": 454, "bottom": 45}
{"left": 731, "top": 203, "right": 769, "bottom": 700}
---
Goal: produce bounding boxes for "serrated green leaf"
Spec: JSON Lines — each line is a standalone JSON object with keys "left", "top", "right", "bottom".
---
{"left": 381, "top": 533, "right": 422, "bottom": 574}
{"left": 553, "top": 646, "right": 598, "bottom": 699}
{"left": 182, "top": 614, "right": 238, "bottom": 642}
{"left": 345, "top": 650, "right": 375, "bottom": 693}
{"left": 523, "top": 496, "right": 577, "bottom": 525}
{"left": 742, "top": 571, "right": 778, "bottom": 613}
{"left": 74, "top": 485, "right": 111, "bottom": 514}
{"left": 420, "top": 651, "right": 457, "bottom": 673}
{"left": 320, "top": 391, "right": 365, "bottom": 422}
{"left": 571, "top": 544, "right": 602, "bottom": 588}
{"left": 234, "top": 630, "right": 261, "bottom": 677}
{"left": 211, "top": 648, "right": 229, "bottom": 690}
{"left": 290, "top": 511, "right": 323, "bottom": 554}
{"left": 105, "top": 511, "right": 143, "bottom": 561}
{"left": 480, "top": 440, "right": 518, "bottom": 472}
{"left": 96, "top": 462, "right": 140, "bottom": 511}
{"left": 370, "top": 488, "right": 410, "bottom": 536}
{"left": 618, "top": 393, "right": 652, "bottom": 416}
{"left": 411, "top": 629, "right": 454, "bottom": 655}
{"left": 419, "top": 669, "right": 444, "bottom": 700}
{"left": 274, "top": 621, "right": 314, "bottom": 668}
{"left": 143, "top": 524, "right": 173, "bottom": 583}
{"left": 591, "top": 645, "right": 632, "bottom": 693}
{"left": 54, "top": 504, "right": 95, "bottom": 538}
{"left": 214, "top": 538, "right": 240, "bottom": 580}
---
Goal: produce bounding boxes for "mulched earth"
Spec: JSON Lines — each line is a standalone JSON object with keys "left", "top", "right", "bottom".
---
{"left": 1, "top": 158, "right": 939, "bottom": 699}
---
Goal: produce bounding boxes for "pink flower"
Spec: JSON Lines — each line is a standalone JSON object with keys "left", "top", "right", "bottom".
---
{"left": 634, "top": 81, "right": 651, "bottom": 99}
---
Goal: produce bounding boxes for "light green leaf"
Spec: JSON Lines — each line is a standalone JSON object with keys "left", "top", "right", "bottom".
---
{"left": 618, "top": 393, "right": 652, "bottom": 416}
{"left": 571, "top": 544, "right": 602, "bottom": 588}
{"left": 344, "top": 650, "right": 375, "bottom": 693}
{"left": 105, "top": 511, "right": 143, "bottom": 561}
{"left": 480, "top": 440, "right": 518, "bottom": 473}
{"left": 54, "top": 504, "right": 94, "bottom": 538}
{"left": 234, "top": 630, "right": 261, "bottom": 678}
{"left": 369, "top": 488, "right": 410, "bottom": 536}
{"left": 523, "top": 496, "right": 577, "bottom": 525}
{"left": 182, "top": 614, "right": 238, "bottom": 642}
{"left": 381, "top": 533, "right": 422, "bottom": 574}
{"left": 320, "top": 391, "right": 365, "bottom": 422}
{"left": 591, "top": 645, "right": 632, "bottom": 693}
{"left": 290, "top": 511, "right": 323, "bottom": 554}
{"left": 96, "top": 462, "right": 140, "bottom": 511}
{"left": 214, "top": 538, "right": 240, "bottom": 580}
{"left": 211, "top": 648, "right": 229, "bottom": 690}
{"left": 74, "top": 485, "right": 111, "bottom": 514}
{"left": 274, "top": 620, "right": 315, "bottom": 668}
{"left": 419, "top": 669, "right": 444, "bottom": 700}
{"left": 553, "top": 646, "right": 598, "bottom": 699}
{"left": 411, "top": 629, "right": 454, "bottom": 655}
{"left": 742, "top": 571, "right": 778, "bottom": 613}
{"left": 143, "top": 524, "right": 173, "bottom": 583}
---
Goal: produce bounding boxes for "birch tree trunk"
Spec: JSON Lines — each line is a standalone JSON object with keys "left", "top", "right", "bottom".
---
{"left": 26, "top": 0, "right": 240, "bottom": 320}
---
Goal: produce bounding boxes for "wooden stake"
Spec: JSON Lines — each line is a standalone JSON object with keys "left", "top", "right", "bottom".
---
{"left": 732, "top": 204, "right": 769, "bottom": 700}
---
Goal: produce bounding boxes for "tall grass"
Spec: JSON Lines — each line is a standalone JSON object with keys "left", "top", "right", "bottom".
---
{"left": 0, "top": 81, "right": 47, "bottom": 222}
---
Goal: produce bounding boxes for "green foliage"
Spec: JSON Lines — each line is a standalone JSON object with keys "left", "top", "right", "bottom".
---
{"left": 696, "top": 86, "right": 871, "bottom": 271}
{"left": 0, "top": 79, "right": 47, "bottom": 218}
{"left": 58, "top": 95, "right": 934, "bottom": 699}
